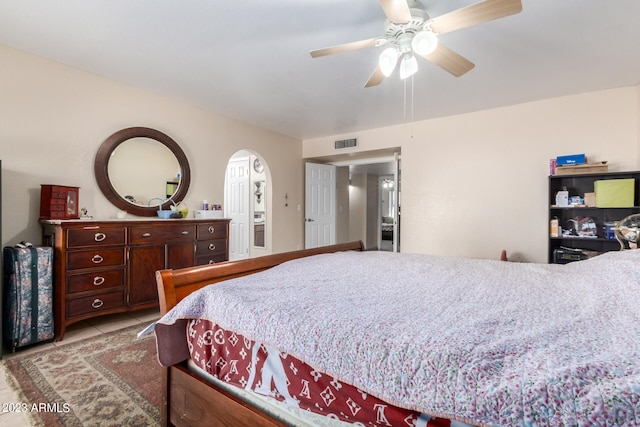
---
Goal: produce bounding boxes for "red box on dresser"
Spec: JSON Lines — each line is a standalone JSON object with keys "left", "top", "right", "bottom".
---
{"left": 40, "top": 185, "right": 79, "bottom": 219}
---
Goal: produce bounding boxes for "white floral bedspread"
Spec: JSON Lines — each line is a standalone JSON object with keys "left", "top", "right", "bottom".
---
{"left": 156, "top": 250, "right": 640, "bottom": 426}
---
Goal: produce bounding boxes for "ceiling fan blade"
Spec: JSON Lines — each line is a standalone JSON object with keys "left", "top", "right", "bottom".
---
{"left": 364, "top": 65, "right": 386, "bottom": 88}
{"left": 429, "top": 0, "right": 522, "bottom": 35}
{"left": 310, "top": 38, "right": 380, "bottom": 58}
{"left": 379, "top": 0, "right": 412, "bottom": 24}
{"left": 420, "top": 43, "right": 475, "bottom": 77}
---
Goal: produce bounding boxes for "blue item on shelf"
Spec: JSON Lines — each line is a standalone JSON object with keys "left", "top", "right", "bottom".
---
{"left": 556, "top": 154, "right": 586, "bottom": 165}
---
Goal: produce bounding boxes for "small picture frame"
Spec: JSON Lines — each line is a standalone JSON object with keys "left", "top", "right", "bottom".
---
{"left": 66, "top": 188, "right": 78, "bottom": 217}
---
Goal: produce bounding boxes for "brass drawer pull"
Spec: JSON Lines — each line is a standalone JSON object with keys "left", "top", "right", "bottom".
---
{"left": 94, "top": 232, "right": 106, "bottom": 242}
{"left": 93, "top": 276, "right": 105, "bottom": 286}
{"left": 208, "top": 243, "right": 216, "bottom": 251}
{"left": 91, "top": 254, "right": 104, "bottom": 264}
{"left": 208, "top": 226, "right": 215, "bottom": 234}
{"left": 91, "top": 299, "right": 104, "bottom": 309}
{"left": 142, "top": 232, "right": 151, "bottom": 237}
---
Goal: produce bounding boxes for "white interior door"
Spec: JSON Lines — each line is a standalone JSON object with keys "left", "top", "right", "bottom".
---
{"left": 305, "top": 162, "right": 336, "bottom": 249}
{"left": 225, "top": 158, "right": 250, "bottom": 260}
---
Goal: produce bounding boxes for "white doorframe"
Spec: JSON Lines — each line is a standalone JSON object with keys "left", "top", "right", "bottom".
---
{"left": 305, "top": 162, "right": 336, "bottom": 249}
{"left": 378, "top": 174, "right": 396, "bottom": 251}
{"left": 327, "top": 153, "right": 400, "bottom": 252}
{"left": 392, "top": 152, "right": 401, "bottom": 253}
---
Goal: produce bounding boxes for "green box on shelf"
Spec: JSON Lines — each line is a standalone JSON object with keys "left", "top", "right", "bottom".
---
{"left": 594, "top": 178, "right": 635, "bottom": 207}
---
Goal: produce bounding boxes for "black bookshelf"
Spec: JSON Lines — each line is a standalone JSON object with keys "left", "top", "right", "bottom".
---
{"left": 548, "top": 170, "right": 640, "bottom": 263}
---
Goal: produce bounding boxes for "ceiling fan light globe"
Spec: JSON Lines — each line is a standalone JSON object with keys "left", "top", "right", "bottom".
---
{"left": 399, "top": 54, "right": 418, "bottom": 80}
{"left": 411, "top": 30, "right": 438, "bottom": 55}
{"left": 379, "top": 47, "right": 398, "bottom": 77}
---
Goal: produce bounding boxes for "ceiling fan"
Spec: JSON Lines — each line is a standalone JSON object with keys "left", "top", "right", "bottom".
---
{"left": 310, "top": 0, "right": 522, "bottom": 87}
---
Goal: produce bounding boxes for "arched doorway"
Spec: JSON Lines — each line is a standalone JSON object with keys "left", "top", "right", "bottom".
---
{"left": 224, "top": 150, "right": 272, "bottom": 260}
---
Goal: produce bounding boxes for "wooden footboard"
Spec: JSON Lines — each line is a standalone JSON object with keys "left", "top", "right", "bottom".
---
{"left": 156, "top": 241, "right": 364, "bottom": 427}
{"left": 164, "top": 364, "right": 288, "bottom": 427}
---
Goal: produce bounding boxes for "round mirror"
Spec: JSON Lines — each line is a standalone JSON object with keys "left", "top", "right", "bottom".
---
{"left": 94, "top": 127, "right": 191, "bottom": 216}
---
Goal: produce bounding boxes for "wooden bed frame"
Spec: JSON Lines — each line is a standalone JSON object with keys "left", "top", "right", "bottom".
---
{"left": 155, "top": 241, "right": 365, "bottom": 427}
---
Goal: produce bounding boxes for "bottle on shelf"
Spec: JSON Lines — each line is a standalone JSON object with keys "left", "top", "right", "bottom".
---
{"left": 550, "top": 217, "right": 560, "bottom": 238}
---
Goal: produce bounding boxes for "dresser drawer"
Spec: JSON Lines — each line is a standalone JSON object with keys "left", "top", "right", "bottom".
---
{"left": 196, "top": 223, "right": 228, "bottom": 240}
{"left": 67, "top": 269, "right": 124, "bottom": 294}
{"left": 67, "top": 227, "right": 126, "bottom": 247}
{"left": 66, "top": 290, "right": 124, "bottom": 318}
{"left": 195, "top": 238, "right": 227, "bottom": 256}
{"left": 67, "top": 248, "right": 125, "bottom": 270}
{"left": 196, "top": 253, "right": 228, "bottom": 266}
{"left": 129, "top": 225, "right": 196, "bottom": 244}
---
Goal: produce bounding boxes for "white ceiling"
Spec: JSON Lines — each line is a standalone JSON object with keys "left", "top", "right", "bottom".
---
{"left": 1, "top": 0, "right": 639, "bottom": 140}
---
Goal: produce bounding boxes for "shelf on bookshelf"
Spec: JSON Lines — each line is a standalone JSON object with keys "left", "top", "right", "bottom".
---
{"left": 550, "top": 205, "right": 640, "bottom": 209}
{"left": 550, "top": 236, "right": 619, "bottom": 243}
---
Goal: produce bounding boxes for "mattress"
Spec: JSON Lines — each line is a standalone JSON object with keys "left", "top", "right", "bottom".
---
{"left": 186, "top": 359, "right": 350, "bottom": 427}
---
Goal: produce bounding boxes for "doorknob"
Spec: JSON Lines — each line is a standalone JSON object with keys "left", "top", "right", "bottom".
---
{"left": 305, "top": 218, "right": 314, "bottom": 222}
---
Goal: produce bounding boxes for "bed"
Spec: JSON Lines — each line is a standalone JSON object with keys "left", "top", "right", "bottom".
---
{"left": 154, "top": 241, "right": 640, "bottom": 427}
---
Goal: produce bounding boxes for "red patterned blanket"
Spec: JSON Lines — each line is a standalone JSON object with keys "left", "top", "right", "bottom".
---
{"left": 187, "top": 318, "right": 461, "bottom": 427}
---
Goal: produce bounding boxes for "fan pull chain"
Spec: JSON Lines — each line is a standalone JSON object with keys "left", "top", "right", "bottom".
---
{"left": 403, "top": 79, "right": 407, "bottom": 122}
{"left": 410, "top": 76, "right": 415, "bottom": 138}
{"left": 402, "top": 76, "right": 415, "bottom": 139}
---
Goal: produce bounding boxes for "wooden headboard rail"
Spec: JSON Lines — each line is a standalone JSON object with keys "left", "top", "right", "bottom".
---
{"left": 156, "top": 240, "right": 365, "bottom": 315}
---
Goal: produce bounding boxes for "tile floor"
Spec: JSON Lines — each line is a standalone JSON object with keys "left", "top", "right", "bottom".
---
{"left": 0, "top": 308, "right": 160, "bottom": 427}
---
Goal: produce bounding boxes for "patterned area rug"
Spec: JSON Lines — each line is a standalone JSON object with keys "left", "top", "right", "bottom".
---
{"left": 2, "top": 324, "right": 161, "bottom": 426}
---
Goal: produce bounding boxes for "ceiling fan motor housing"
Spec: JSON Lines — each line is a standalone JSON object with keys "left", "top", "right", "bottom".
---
{"left": 383, "top": 8, "right": 430, "bottom": 54}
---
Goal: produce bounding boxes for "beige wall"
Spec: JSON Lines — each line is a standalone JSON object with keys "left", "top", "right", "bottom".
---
{"left": 348, "top": 173, "right": 367, "bottom": 244}
{"left": 345, "top": 172, "right": 379, "bottom": 250}
{"left": 0, "top": 44, "right": 304, "bottom": 254}
{"left": 335, "top": 166, "right": 350, "bottom": 244}
{"left": 3, "top": 42, "right": 639, "bottom": 263}
{"left": 638, "top": 87, "right": 640, "bottom": 166}
{"left": 366, "top": 174, "right": 379, "bottom": 249}
{"left": 304, "top": 86, "right": 640, "bottom": 263}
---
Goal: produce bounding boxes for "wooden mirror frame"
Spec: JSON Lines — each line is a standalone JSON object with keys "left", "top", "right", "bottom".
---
{"left": 94, "top": 127, "right": 191, "bottom": 217}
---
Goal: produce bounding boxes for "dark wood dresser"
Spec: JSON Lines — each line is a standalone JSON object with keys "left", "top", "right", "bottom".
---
{"left": 41, "top": 218, "right": 230, "bottom": 340}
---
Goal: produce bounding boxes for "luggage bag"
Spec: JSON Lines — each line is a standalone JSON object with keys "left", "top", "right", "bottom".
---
{"left": 3, "top": 245, "right": 54, "bottom": 351}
